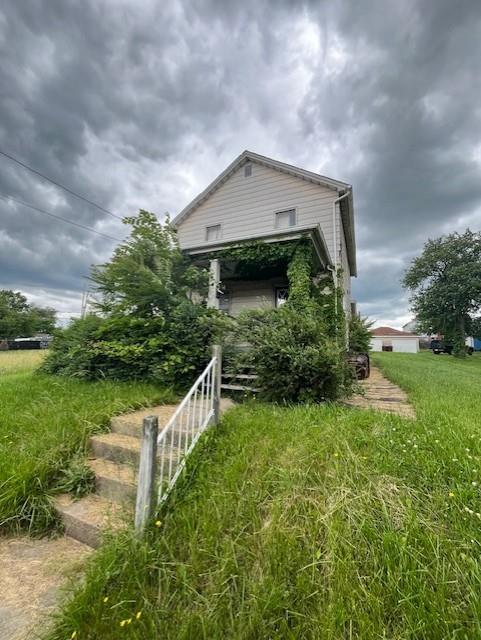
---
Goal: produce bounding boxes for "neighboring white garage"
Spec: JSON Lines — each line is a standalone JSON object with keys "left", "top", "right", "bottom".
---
{"left": 370, "top": 326, "right": 420, "bottom": 353}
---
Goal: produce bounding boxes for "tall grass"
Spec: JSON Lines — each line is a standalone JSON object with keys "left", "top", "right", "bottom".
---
{"left": 0, "top": 351, "right": 173, "bottom": 533}
{"left": 47, "top": 352, "right": 481, "bottom": 638}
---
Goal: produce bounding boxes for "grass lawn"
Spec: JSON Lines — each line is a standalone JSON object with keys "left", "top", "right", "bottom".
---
{"left": 0, "top": 350, "right": 173, "bottom": 534}
{"left": 48, "top": 351, "right": 481, "bottom": 639}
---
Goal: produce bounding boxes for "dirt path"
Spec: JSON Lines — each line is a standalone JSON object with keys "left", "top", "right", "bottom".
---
{"left": 345, "top": 366, "right": 416, "bottom": 419}
{"left": 0, "top": 536, "right": 91, "bottom": 640}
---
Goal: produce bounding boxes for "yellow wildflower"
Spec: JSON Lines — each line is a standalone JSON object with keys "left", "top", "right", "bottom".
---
{"left": 155, "top": 520, "right": 161, "bottom": 527}
{"left": 127, "top": 619, "right": 132, "bottom": 625}
{"left": 120, "top": 620, "right": 126, "bottom": 627}
{"left": 103, "top": 596, "right": 109, "bottom": 603}
{"left": 71, "top": 632, "right": 77, "bottom": 639}
{"left": 136, "top": 611, "right": 142, "bottom": 620}
{"left": 449, "top": 492, "right": 455, "bottom": 497}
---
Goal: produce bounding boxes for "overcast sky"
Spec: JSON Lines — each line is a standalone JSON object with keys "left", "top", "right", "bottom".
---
{"left": 1, "top": 1, "right": 481, "bottom": 327}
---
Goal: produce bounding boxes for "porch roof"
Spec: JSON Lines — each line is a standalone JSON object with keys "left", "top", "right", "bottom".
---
{"left": 181, "top": 224, "right": 333, "bottom": 271}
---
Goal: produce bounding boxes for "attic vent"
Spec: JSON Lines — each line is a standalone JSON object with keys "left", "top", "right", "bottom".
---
{"left": 244, "top": 163, "right": 252, "bottom": 177}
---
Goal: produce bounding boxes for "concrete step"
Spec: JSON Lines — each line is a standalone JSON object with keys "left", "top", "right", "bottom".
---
{"left": 221, "top": 383, "right": 260, "bottom": 392}
{"left": 54, "top": 493, "right": 126, "bottom": 548}
{"left": 90, "top": 432, "right": 182, "bottom": 466}
{"left": 222, "top": 373, "right": 258, "bottom": 380}
{"left": 110, "top": 404, "right": 178, "bottom": 438}
{"left": 90, "top": 432, "right": 142, "bottom": 466}
{"left": 88, "top": 458, "right": 137, "bottom": 503}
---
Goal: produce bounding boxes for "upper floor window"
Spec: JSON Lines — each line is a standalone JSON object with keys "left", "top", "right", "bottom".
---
{"left": 244, "top": 163, "right": 252, "bottom": 177}
{"left": 275, "top": 208, "right": 296, "bottom": 229}
{"left": 206, "top": 224, "right": 221, "bottom": 242}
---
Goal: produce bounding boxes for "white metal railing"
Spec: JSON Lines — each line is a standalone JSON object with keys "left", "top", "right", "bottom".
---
{"left": 157, "top": 348, "right": 220, "bottom": 503}
{"left": 134, "top": 346, "right": 222, "bottom": 531}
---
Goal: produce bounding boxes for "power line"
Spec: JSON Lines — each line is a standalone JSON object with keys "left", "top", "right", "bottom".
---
{"left": 0, "top": 193, "right": 123, "bottom": 243}
{"left": 0, "top": 147, "right": 123, "bottom": 220}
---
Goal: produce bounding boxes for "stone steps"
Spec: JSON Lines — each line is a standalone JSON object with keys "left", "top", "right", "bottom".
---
{"left": 55, "top": 399, "right": 233, "bottom": 548}
{"left": 54, "top": 493, "right": 125, "bottom": 549}
{"left": 55, "top": 403, "right": 180, "bottom": 547}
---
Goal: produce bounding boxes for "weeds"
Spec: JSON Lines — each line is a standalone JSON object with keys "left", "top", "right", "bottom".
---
{"left": 0, "top": 350, "right": 174, "bottom": 534}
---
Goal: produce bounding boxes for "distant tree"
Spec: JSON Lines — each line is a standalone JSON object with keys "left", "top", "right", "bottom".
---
{"left": 349, "top": 314, "right": 374, "bottom": 353}
{"left": 0, "top": 290, "right": 56, "bottom": 338}
{"left": 403, "top": 229, "right": 481, "bottom": 357}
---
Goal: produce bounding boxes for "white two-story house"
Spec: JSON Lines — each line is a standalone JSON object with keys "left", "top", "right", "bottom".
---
{"left": 173, "top": 150, "right": 356, "bottom": 316}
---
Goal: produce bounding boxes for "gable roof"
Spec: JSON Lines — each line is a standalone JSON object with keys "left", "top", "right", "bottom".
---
{"left": 371, "top": 326, "right": 418, "bottom": 337}
{"left": 173, "top": 150, "right": 357, "bottom": 276}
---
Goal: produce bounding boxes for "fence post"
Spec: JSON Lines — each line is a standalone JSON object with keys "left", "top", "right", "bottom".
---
{"left": 134, "top": 415, "right": 158, "bottom": 533}
{"left": 212, "top": 344, "right": 222, "bottom": 425}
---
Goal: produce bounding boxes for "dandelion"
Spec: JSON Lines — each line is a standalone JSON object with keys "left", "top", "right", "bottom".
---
{"left": 136, "top": 611, "right": 142, "bottom": 620}
{"left": 449, "top": 492, "right": 455, "bottom": 497}
{"left": 126, "top": 618, "right": 132, "bottom": 625}
{"left": 155, "top": 520, "right": 161, "bottom": 527}
{"left": 120, "top": 620, "right": 126, "bottom": 627}
{"left": 103, "top": 596, "right": 109, "bottom": 603}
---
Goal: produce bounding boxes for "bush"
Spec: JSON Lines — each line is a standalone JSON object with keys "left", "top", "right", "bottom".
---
{"left": 41, "top": 211, "right": 225, "bottom": 388}
{"left": 42, "top": 304, "right": 222, "bottom": 388}
{"left": 349, "top": 314, "right": 373, "bottom": 353}
{"left": 236, "top": 305, "right": 353, "bottom": 402}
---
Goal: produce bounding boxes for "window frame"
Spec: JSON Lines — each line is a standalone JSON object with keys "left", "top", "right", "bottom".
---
{"left": 274, "top": 208, "right": 297, "bottom": 229}
{"left": 205, "top": 224, "right": 222, "bottom": 242}
{"left": 244, "top": 163, "right": 252, "bottom": 177}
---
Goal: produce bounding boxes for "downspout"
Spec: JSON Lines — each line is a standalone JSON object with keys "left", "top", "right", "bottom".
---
{"left": 331, "top": 188, "right": 351, "bottom": 342}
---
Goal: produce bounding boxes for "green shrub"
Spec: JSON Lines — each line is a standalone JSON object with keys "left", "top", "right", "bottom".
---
{"left": 349, "top": 314, "right": 374, "bottom": 353}
{"left": 42, "top": 304, "right": 222, "bottom": 388}
{"left": 41, "top": 211, "right": 225, "bottom": 389}
{"left": 237, "top": 305, "right": 353, "bottom": 402}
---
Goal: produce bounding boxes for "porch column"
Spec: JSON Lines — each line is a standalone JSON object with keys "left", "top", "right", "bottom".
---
{"left": 207, "top": 258, "right": 220, "bottom": 309}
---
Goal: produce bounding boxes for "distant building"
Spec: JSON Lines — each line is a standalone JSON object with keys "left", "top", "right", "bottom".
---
{"left": 370, "top": 326, "right": 420, "bottom": 353}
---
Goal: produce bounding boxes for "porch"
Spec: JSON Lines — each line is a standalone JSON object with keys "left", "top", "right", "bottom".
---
{"left": 185, "top": 226, "right": 333, "bottom": 316}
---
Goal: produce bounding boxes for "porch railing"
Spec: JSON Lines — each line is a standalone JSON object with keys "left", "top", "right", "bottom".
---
{"left": 134, "top": 346, "right": 221, "bottom": 531}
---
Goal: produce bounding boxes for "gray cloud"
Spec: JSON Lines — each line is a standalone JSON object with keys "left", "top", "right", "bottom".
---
{"left": 1, "top": 0, "right": 481, "bottom": 327}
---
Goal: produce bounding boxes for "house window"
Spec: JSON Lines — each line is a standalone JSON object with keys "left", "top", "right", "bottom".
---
{"left": 275, "top": 209, "right": 296, "bottom": 229}
{"left": 244, "top": 163, "right": 252, "bottom": 177}
{"left": 382, "top": 340, "right": 393, "bottom": 352}
{"left": 206, "top": 224, "right": 221, "bottom": 242}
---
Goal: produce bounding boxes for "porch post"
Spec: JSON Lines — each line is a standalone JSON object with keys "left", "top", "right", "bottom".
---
{"left": 207, "top": 258, "right": 220, "bottom": 309}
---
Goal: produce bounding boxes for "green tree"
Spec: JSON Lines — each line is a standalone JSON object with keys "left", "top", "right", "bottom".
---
{"left": 349, "top": 314, "right": 374, "bottom": 353}
{"left": 43, "top": 211, "right": 224, "bottom": 386}
{"left": 0, "top": 290, "right": 56, "bottom": 338}
{"left": 403, "top": 229, "right": 481, "bottom": 356}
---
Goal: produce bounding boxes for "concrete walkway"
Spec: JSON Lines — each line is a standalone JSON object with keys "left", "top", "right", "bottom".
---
{"left": 345, "top": 366, "right": 416, "bottom": 419}
{"left": 0, "top": 536, "right": 91, "bottom": 640}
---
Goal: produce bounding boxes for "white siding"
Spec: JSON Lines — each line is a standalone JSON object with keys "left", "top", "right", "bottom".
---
{"left": 176, "top": 162, "right": 339, "bottom": 260}
{"left": 223, "top": 279, "right": 286, "bottom": 316}
{"left": 370, "top": 337, "right": 419, "bottom": 353}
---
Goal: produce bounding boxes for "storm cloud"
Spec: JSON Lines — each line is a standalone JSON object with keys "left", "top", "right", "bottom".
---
{"left": 1, "top": 0, "right": 481, "bottom": 326}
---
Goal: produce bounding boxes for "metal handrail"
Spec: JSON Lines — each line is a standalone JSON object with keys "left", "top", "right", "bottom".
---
{"left": 157, "top": 353, "right": 219, "bottom": 503}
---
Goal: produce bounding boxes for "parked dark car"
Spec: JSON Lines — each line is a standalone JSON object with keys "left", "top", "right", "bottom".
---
{"left": 430, "top": 339, "right": 473, "bottom": 355}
